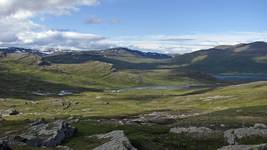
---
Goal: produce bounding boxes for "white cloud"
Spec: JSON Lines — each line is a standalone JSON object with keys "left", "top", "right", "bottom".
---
{"left": 15, "top": 30, "right": 113, "bottom": 50}
{"left": 0, "top": 0, "right": 266, "bottom": 54}
{"left": 112, "top": 32, "right": 267, "bottom": 54}
{"left": 0, "top": 0, "right": 114, "bottom": 50}
{"left": 0, "top": 0, "right": 99, "bottom": 19}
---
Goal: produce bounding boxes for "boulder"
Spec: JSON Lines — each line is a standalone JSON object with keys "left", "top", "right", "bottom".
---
{"left": 56, "top": 145, "right": 73, "bottom": 150}
{"left": 224, "top": 127, "right": 267, "bottom": 145}
{"left": 254, "top": 123, "right": 267, "bottom": 129}
{"left": 17, "top": 120, "right": 76, "bottom": 147}
{"left": 170, "top": 127, "right": 222, "bottom": 138}
{"left": 92, "top": 130, "right": 137, "bottom": 150}
{"left": 30, "top": 118, "right": 47, "bottom": 126}
{"left": 126, "top": 111, "right": 177, "bottom": 125}
{"left": 1, "top": 108, "right": 19, "bottom": 116}
{"left": 218, "top": 144, "right": 267, "bottom": 150}
{"left": 0, "top": 140, "right": 12, "bottom": 150}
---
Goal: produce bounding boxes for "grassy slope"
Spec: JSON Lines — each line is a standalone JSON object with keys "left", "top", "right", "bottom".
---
{"left": 1, "top": 52, "right": 267, "bottom": 149}
{"left": 0, "top": 54, "right": 265, "bottom": 119}
{"left": 2, "top": 81, "right": 267, "bottom": 150}
{"left": 1, "top": 80, "right": 267, "bottom": 121}
{"left": 0, "top": 52, "right": 208, "bottom": 100}
{"left": 172, "top": 42, "right": 267, "bottom": 74}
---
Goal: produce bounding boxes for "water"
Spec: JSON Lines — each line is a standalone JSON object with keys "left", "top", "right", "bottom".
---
{"left": 213, "top": 74, "right": 267, "bottom": 82}
{"left": 116, "top": 85, "right": 209, "bottom": 92}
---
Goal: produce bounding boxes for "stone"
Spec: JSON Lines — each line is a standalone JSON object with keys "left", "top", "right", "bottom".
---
{"left": 17, "top": 120, "right": 76, "bottom": 147}
{"left": 126, "top": 111, "right": 177, "bottom": 125}
{"left": 170, "top": 127, "right": 222, "bottom": 138}
{"left": 0, "top": 140, "right": 12, "bottom": 150}
{"left": 1, "top": 108, "right": 19, "bottom": 116}
{"left": 254, "top": 123, "right": 267, "bottom": 129}
{"left": 56, "top": 145, "right": 73, "bottom": 150}
{"left": 217, "top": 144, "right": 267, "bottom": 150}
{"left": 224, "top": 127, "right": 267, "bottom": 145}
{"left": 58, "top": 91, "right": 73, "bottom": 96}
{"left": 147, "top": 116, "right": 176, "bottom": 124}
{"left": 30, "top": 118, "right": 47, "bottom": 126}
{"left": 67, "top": 118, "right": 80, "bottom": 124}
{"left": 92, "top": 130, "right": 137, "bottom": 150}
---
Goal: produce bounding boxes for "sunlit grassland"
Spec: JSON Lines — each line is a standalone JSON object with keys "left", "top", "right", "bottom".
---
{"left": 1, "top": 81, "right": 267, "bottom": 122}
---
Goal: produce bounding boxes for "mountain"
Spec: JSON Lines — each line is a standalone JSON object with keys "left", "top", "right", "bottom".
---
{"left": 42, "top": 47, "right": 171, "bottom": 69}
{"left": 99, "top": 47, "right": 171, "bottom": 59}
{"left": 173, "top": 41, "right": 267, "bottom": 74}
{"left": 0, "top": 47, "right": 45, "bottom": 56}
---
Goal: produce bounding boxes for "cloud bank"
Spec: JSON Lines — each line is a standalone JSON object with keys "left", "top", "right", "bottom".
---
{"left": 0, "top": 0, "right": 111, "bottom": 50}
{"left": 112, "top": 32, "right": 267, "bottom": 54}
{"left": 0, "top": 0, "right": 266, "bottom": 54}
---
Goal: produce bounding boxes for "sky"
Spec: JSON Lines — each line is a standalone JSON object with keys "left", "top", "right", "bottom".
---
{"left": 0, "top": 0, "right": 266, "bottom": 54}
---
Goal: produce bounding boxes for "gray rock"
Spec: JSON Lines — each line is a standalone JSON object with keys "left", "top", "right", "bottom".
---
{"left": 67, "top": 118, "right": 80, "bottom": 124}
{"left": 92, "top": 130, "right": 137, "bottom": 150}
{"left": 30, "top": 118, "right": 47, "bottom": 126}
{"left": 1, "top": 108, "right": 19, "bottom": 116}
{"left": 126, "top": 112, "right": 177, "bottom": 125}
{"left": 170, "top": 127, "right": 222, "bottom": 138}
{"left": 0, "top": 140, "right": 12, "bottom": 150}
{"left": 56, "top": 145, "right": 73, "bottom": 150}
{"left": 224, "top": 127, "right": 267, "bottom": 145}
{"left": 17, "top": 120, "right": 76, "bottom": 147}
{"left": 254, "top": 123, "right": 267, "bottom": 129}
{"left": 218, "top": 144, "right": 267, "bottom": 150}
{"left": 147, "top": 116, "right": 176, "bottom": 124}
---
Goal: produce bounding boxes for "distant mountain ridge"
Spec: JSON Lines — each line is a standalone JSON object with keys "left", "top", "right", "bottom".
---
{"left": 173, "top": 41, "right": 267, "bottom": 74}
{"left": 0, "top": 47, "right": 171, "bottom": 59}
{"left": 1, "top": 41, "right": 267, "bottom": 74}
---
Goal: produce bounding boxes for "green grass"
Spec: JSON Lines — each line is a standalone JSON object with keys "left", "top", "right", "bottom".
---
{"left": 1, "top": 53, "right": 267, "bottom": 149}
{"left": 0, "top": 53, "right": 209, "bottom": 100}
{"left": 1, "top": 81, "right": 267, "bottom": 149}
{"left": 63, "top": 120, "right": 225, "bottom": 150}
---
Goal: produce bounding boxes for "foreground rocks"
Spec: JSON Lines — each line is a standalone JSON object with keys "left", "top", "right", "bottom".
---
{"left": 92, "top": 130, "right": 137, "bottom": 150}
{"left": 0, "top": 140, "right": 12, "bottom": 150}
{"left": 218, "top": 143, "right": 267, "bottom": 150}
{"left": 16, "top": 120, "right": 76, "bottom": 147}
{"left": 224, "top": 125, "right": 267, "bottom": 145}
{"left": 170, "top": 127, "right": 222, "bottom": 138}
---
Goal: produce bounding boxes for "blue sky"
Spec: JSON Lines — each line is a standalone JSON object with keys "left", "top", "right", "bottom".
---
{"left": 0, "top": 0, "right": 267, "bottom": 53}
{"left": 37, "top": 0, "right": 267, "bottom": 36}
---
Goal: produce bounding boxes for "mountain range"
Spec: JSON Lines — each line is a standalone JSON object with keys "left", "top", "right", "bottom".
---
{"left": 1, "top": 41, "right": 267, "bottom": 75}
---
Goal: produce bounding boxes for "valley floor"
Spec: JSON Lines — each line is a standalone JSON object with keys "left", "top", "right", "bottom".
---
{"left": 1, "top": 81, "right": 267, "bottom": 150}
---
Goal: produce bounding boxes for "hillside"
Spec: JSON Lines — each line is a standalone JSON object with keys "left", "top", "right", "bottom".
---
{"left": 173, "top": 41, "right": 267, "bottom": 74}
{"left": 0, "top": 50, "right": 211, "bottom": 100}
{"left": 1, "top": 44, "right": 267, "bottom": 150}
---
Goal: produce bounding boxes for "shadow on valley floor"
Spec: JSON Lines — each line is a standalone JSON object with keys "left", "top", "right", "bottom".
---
{"left": 0, "top": 71, "right": 103, "bottom": 100}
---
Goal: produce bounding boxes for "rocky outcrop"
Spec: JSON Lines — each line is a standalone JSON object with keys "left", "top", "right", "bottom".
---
{"left": 0, "top": 140, "right": 12, "bottom": 150}
{"left": 16, "top": 120, "right": 76, "bottom": 147}
{"left": 170, "top": 127, "right": 222, "bottom": 138}
{"left": 218, "top": 144, "right": 267, "bottom": 150}
{"left": 92, "top": 130, "right": 137, "bottom": 150}
{"left": 224, "top": 125, "right": 267, "bottom": 145}
{"left": 124, "top": 111, "right": 177, "bottom": 125}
